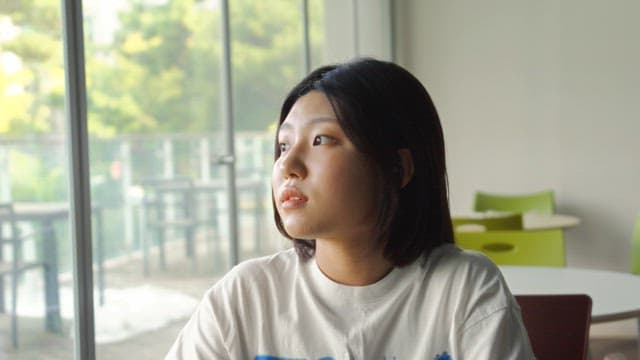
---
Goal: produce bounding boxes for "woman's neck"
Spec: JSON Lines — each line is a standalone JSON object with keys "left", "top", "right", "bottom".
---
{"left": 314, "top": 239, "right": 393, "bottom": 286}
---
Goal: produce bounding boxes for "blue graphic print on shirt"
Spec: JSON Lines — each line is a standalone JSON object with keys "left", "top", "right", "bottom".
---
{"left": 434, "top": 351, "right": 452, "bottom": 360}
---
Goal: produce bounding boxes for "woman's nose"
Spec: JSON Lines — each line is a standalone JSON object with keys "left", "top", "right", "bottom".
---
{"left": 279, "top": 147, "right": 307, "bottom": 180}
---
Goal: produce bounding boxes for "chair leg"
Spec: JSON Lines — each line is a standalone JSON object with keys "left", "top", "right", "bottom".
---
{"left": 0, "top": 231, "right": 5, "bottom": 313}
{"left": 11, "top": 270, "right": 18, "bottom": 348}
{"left": 94, "top": 208, "right": 105, "bottom": 306}
{"left": 184, "top": 226, "right": 194, "bottom": 258}
{"left": 188, "top": 227, "right": 197, "bottom": 273}
{"left": 0, "top": 275, "right": 5, "bottom": 314}
{"left": 157, "top": 227, "right": 166, "bottom": 271}
{"left": 141, "top": 209, "right": 149, "bottom": 277}
{"left": 253, "top": 188, "right": 262, "bottom": 254}
{"left": 637, "top": 318, "right": 640, "bottom": 359}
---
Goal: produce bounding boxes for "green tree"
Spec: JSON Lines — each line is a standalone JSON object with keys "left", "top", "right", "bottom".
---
{"left": 0, "top": 0, "right": 65, "bottom": 135}
{"left": 86, "top": 0, "right": 323, "bottom": 135}
{"left": 1, "top": 0, "right": 67, "bottom": 202}
{"left": 85, "top": 0, "right": 221, "bottom": 135}
{"left": 231, "top": 0, "right": 305, "bottom": 131}
{"left": 2, "top": 0, "right": 324, "bottom": 136}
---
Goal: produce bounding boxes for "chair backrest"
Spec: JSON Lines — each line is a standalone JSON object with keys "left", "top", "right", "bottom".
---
{"left": 141, "top": 176, "right": 194, "bottom": 195}
{"left": 455, "top": 229, "right": 565, "bottom": 266}
{"left": 452, "top": 213, "right": 523, "bottom": 232}
{"left": 474, "top": 190, "right": 555, "bottom": 214}
{"left": 515, "top": 294, "right": 592, "bottom": 360}
{"left": 632, "top": 211, "right": 640, "bottom": 275}
{"left": 0, "top": 202, "right": 19, "bottom": 244}
{"left": 0, "top": 203, "right": 25, "bottom": 276}
{"left": 141, "top": 177, "right": 194, "bottom": 207}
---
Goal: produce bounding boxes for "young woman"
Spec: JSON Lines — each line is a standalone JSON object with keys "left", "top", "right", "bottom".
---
{"left": 167, "top": 58, "right": 534, "bottom": 359}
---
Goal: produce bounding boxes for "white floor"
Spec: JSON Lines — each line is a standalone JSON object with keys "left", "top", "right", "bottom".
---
{"left": 17, "top": 283, "right": 199, "bottom": 344}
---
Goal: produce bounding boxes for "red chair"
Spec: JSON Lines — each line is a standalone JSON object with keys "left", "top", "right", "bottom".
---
{"left": 515, "top": 294, "right": 592, "bottom": 360}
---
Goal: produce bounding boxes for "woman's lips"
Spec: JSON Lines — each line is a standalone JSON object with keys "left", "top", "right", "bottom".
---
{"left": 279, "top": 187, "right": 308, "bottom": 209}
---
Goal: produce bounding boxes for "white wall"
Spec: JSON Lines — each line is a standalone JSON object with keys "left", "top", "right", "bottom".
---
{"left": 323, "top": 0, "right": 393, "bottom": 63}
{"left": 395, "top": 0, "right": 640, "bottom": 270}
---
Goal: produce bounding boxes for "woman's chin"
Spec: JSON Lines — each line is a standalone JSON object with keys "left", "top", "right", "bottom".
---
{"left": 288, "top": 231, "right": 315, "bottom": 241}
{"left": 284, "top": 224, "right": 315, "bottom": 240}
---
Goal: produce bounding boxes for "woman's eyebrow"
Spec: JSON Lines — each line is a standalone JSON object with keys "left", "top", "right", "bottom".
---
{"left": 279, "top": 116, "right": 337, "bottom": 133}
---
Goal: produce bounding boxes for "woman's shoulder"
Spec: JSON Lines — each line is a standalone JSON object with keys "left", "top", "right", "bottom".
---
{"left": 427, "top": 243, "right": 498, "bottom": 270}
{"left": 421, "top": 243, "right": 506, "bottom": 288}
{"left": 231, "top": 247, "right": 298, "bottom": 275}
{"left": 208, "top": 247, "right": 299, "bottom": 296}
{"left": 421, "top": 244, "right": 518, "bottom": 325}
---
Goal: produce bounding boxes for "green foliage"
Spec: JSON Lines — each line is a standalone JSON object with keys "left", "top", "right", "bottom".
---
{"left": 8, "top": 149, "right": 67, "bottom": 201}
{"left": 3, "top": 30, "right": 58, "bottom": 62}
{"left": 0, "top": 0, "right": 325, "bottom": 266}
{"left": 230, "top": 0, "right": 304, "bottom": 130}
{"left": 85, "top": 0, "right": 221, "bottom": 134}
{"left": 0, "top": 0, "right": 61, "bottom": 33}
{"left": 0, "top": 67, "right": 31, "bottom": 133}
{"left": 2, "top": 0, "right": 324, "bottom": 136}
{"left": 86, "top": 0, "right": 324, "bottom": 133}
{"left": 1, "top": 0, "right": 324, "bottom": 201}
{"left": 1, "top": 0, "right": 65, "bottom": 135}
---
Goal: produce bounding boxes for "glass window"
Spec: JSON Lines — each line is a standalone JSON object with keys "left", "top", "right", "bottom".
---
{"left": 1, "top": 0, "right": 326, "bottom": 357}
{"left": 83, "top": 0, "right": 323, "bottom": 358}
{"left": 83, "top": 0, "right": 227, "bottom": 357}
{"left": 0, "top": 0, "right": 74, "bottom": 357}
{"left": 230, "top": 0, "right": 323, "bottom": 262}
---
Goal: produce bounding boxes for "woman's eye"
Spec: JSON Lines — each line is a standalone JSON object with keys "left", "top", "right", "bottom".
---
{"left": 278, "top": 142, "right": 290, "bottom": 153}
{"left": 312, "top": 135, "right": 335, "bottom": 146}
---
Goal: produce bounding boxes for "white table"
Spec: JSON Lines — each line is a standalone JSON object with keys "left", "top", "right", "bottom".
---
{"left": 500, "top": 266, "right": 640, "bottom": 323}
{"left": 0, "top": 202, "right": 107, "bottom": 332}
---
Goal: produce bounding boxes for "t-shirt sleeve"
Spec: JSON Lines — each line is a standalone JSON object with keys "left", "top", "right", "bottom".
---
{"left": 446, "top": 251, "right": 535, "bottom": 359}
{"left": 165, "top": 287, "right": 231, "bottom": 360}
{"left": 458, "top": 304, "right": 535, "bottom": 359}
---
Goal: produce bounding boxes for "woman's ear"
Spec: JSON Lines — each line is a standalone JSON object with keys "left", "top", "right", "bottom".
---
{"left": 396, "top": 148, "right": 414, "bottom": 188}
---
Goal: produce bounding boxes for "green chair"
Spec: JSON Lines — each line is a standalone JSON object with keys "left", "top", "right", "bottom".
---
{"left": 455, "top": 229, "right": 565, "bottom": 267}
{"left": 452, "top": 213, "right": 523, "bottom": 232}
{"left": 474, "top": 190, "right": 556, "bottom": 214}
{"left": 632, "top": 212, "right": 640, "bottom": 275}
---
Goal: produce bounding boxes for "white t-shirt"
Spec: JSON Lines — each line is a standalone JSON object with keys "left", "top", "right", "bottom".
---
{"left": 166, "top": 244, "right": 534, "bottom": 359}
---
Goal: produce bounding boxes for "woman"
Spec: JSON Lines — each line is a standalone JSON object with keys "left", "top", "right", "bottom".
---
{"left": 167, "top": 58, "right": 534, "bottom": 359}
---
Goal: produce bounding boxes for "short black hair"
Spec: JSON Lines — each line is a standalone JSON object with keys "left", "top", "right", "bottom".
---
{"left": 273, "top": 58, "right": 453, "bottom": 266}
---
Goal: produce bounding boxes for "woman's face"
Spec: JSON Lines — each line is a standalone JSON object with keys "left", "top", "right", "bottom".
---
{"left": 272, "top": 91, "right": 381, "bottom": 243}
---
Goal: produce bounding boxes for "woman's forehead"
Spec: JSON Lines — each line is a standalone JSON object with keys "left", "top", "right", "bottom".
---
{"left": 280, "top": 91, "right": 338, "bottom": 130}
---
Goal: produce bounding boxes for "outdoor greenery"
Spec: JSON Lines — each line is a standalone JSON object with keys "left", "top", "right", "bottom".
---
{"left": 0, "top": 0, "right": 65, "bottom": 135}
{"left": 1, "top": 0, "right": 323, "bottom": 201}
{"left": 1, "top": 0, "right": 323, "bottom": 136}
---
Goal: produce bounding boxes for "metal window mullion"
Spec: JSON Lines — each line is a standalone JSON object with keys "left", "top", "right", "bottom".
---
{"left": 61, "top": 0, "right": 96, "bottom": 359}
{"left": 352, "top": 0, "right": 360, "bottom": 56}
{"left": 220, "top": 0, "right": 239, "bottom": 266}
{"left": 301, "top": 0, "right": 311, "bottom": 74}
{"left": 389, "top": 0, "right": 396, "bottom": 62}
